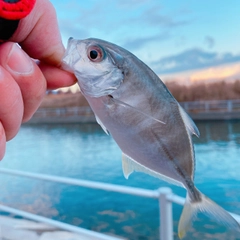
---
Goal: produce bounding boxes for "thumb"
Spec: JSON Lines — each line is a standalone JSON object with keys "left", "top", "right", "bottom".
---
{"left": 10, "top": 0, "right": 64, "bottom": 66}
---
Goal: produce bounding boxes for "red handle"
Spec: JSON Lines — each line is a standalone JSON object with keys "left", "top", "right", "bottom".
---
{"left": 0, "top": 0, "right": 36, "bottom": 20}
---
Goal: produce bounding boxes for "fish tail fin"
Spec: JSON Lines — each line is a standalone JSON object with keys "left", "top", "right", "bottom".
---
{"left": 178, "top": 191, "right": 240, "bottom": 239}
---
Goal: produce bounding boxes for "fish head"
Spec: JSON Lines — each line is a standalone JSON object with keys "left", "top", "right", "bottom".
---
{"left": 62, "top": 38, "right": 125, "bottom": 97}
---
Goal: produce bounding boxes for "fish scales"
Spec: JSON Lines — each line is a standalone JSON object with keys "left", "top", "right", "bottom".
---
{"left": 62, "top": 38, "right": 240, "bottom": 238}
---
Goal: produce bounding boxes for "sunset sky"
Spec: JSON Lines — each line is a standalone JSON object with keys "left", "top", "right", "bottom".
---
{"left": 50, "top": 0, "right": 240, "bottom": 80}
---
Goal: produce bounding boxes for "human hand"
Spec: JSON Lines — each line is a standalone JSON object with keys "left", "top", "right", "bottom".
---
{"left": 0, "top": 0, "right": 76, "bottom": 159}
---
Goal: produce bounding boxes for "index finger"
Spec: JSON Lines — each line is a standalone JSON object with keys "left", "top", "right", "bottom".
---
{"left": 10, "top": 0, "right": 64, "bottom": 66}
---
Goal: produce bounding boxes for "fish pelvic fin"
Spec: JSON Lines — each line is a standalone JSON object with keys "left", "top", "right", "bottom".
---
{"left": 178, "top": 191, "right": 240, "bottom": 239}
{"left": 95, "top": 115, "right": 109, "bottom": 135}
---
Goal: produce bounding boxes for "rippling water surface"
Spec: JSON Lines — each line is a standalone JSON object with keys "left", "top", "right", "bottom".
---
{"left": 0, "top": 120, "right": 240, "bottom": 239}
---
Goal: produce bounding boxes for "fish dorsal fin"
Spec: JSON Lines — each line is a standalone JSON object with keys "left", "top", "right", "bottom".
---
{"left": 122, "top": 153, "right": 134, "bottom": 179}
{"left": 95, "top": 115, "right": 109, "bottom": 135}
{"left": 178, "top": 104, "right": 200, "bottom": 137}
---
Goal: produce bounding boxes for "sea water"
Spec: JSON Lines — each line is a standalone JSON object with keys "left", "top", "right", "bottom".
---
{"left": 0, "top": 120, "right": 240, "bottom": 240}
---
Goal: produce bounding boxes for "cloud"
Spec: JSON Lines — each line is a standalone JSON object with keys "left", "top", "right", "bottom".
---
{"left": 161, "top": 62, "right": 240, "bottom": 84}
{"left": 59, "top": 20, "right": 90, "bottom": 39}
{"left": 117, "top": 0, "right": 149, "bottom": 8}
{"left": 53, "top": 0, "right": 192, "bottom": 54}
{"left": 56, "top": 1, "right": 119, "bottom": 37}
{"left": 152, "top": 48, "right": 240, "bottom": 74}
{"left": 122, "top": 33, "right": 170, "bottom": 50}
{"left": 140, "top": 5, "right": 189, "bottom": 28}
{"left": 204, "top": 36, "right": 215, "bottom": 48}
{"left": 119, "top": 4, "right": 190, "bottom": 31}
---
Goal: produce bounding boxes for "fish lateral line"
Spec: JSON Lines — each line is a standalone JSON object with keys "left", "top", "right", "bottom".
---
{"left": 108, "top": 95, "right": 166, "bottom": 125}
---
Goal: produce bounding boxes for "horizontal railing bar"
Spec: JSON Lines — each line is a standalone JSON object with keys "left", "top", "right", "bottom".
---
{"left": 0, "top": 204, "right": 122, "bottom": 240}
{"left": 180, "top": 99, "right": 240, "bottom": 113}
{"left": 36, "top": 100, "right": 240, "bottom": 111}
{"left": 167, "top": 194, "right": 185, "bottom": 205}
{"left": 29, "top": 100, "right": 240, "bottom": 120}
{"left": 1, "top": 168, "right": 240, "bottom": 227}
{"left": 181, "top": 99, "right": 240, "bottom": 105}
{"left": 0, "top": 168, "right": 159, "bottom": 199}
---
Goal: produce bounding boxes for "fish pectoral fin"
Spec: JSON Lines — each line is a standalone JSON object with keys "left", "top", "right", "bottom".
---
{"left": 95, "top": 115, "right": 109, "bottom": 135}
{"left": 122, "top": 153, "right": 134, "bottom": 179}
{"left": 178, "top": 104, "right": 200, "bottom": 137}
{"left": 111, "top": 98, "right": 165, "bottom": 125}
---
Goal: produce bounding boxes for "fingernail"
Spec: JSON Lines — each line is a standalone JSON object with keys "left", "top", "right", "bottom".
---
{"left": 7, "top": 44, "right": 33, "bottom": 74}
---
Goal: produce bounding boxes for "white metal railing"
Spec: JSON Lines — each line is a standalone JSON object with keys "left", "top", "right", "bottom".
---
{"left": 33, "top": 106, "right": 93, "bottom": 118}
{"left": 0, "top": 205, "right": 120, "bottom": 240}
{"left": 180, "top": 99, "right": 240, "bottom": 113}
{"left": 32, "top": 99, "right": 240, "bottom": 119}
{"left": 0, "top": 168, "right": 239, "bottom": 240}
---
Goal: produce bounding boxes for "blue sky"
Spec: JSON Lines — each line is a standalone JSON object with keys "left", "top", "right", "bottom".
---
{"left": 50, "top": 0, "right": 240, "bottom": 75}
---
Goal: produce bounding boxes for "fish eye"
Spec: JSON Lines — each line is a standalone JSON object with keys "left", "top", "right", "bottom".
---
{"left": 87, "top": 45, "right": 104, "bottom": 62}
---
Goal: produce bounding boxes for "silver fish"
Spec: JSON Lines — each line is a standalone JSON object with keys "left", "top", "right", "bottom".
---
{"left": 62, "top": 38, "right": 239, "bottom": 238}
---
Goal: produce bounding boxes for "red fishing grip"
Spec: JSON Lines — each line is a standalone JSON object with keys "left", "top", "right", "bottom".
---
{"left": 0, "top": 0, "right": 36, "bottom": 20}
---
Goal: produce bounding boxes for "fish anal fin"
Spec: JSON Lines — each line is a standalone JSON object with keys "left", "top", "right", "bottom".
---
{"left": 122, "top": 153, "right": 182, "bottom": 186}
{"left": 122, "top": 153, "right": 134, "bottom": 179}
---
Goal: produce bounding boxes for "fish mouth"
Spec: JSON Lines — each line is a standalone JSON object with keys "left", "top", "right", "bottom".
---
{"left": 61, "top": 37, "right": 80, "bottom": 73}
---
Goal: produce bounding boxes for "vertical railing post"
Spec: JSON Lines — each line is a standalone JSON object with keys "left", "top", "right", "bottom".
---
{"left": 158, "top": 187, "right": 173, "bottom": 240}
{"left": 183, "top": 102, "right": 188, "bottom": 112}
{"left": 227, "top": 100, "right": 233, "bottom": 112}
{"left": 205, "top": 102, "right": 209, "bottom": 112}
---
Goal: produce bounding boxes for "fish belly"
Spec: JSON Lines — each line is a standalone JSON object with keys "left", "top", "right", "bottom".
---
{"left": 86, "top": 95, "right": 194, "bottom": 187}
